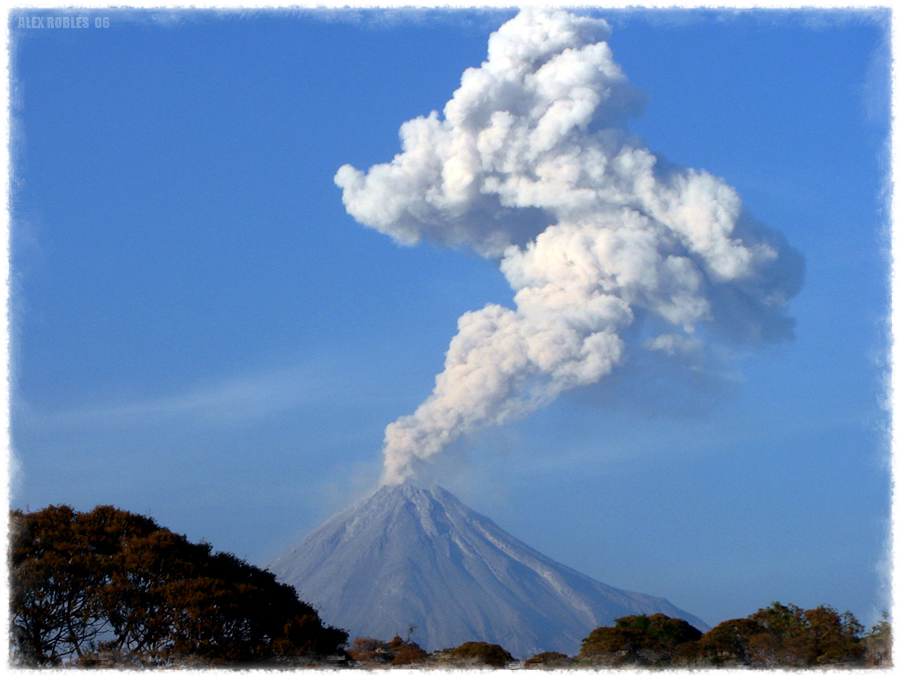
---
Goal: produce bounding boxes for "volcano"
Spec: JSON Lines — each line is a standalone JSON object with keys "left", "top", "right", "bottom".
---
{"left": 268, "top": 484, "right": 707, "bottom": 657}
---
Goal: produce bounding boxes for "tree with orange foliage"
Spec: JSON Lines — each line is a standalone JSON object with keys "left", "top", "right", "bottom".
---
{"left": 674, "top": 602, "right": 867, "bottom": 668}
{"left": 746, "top": 602, "right": 863, "bottom": 667}
{"left": 11, "top": 505, "right": 347, "bottom": 666}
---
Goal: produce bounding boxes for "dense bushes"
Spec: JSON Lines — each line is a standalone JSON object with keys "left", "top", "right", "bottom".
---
{"left": 578, "top": 604, "right": 882, "bottom": 669}
{"left": 347, "top": 635, "right": 428, "bottom": 666}
{"left": 435, "top": 641, "right": 515, "bottom": 667}
{"left": 679, "top": 602, "right": 866, "bottom": 667}
{"left": 11, "top": 505, "right": 347, "bottom": 666}
{"left": 353, "top": 607, "right": 887, "bottom": 668}
{"left": 677, "top": 617, "right": 764, "bottom": 665}
{"left": 579, "top": 613, "right": 702, "bottom": 666}
{"left": 387, "top": 635, "right": 430, "bottom": 666}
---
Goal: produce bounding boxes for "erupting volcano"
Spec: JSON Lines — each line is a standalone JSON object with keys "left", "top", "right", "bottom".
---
{"left": 272, "top": 8, "right": 802, "bottom": 657}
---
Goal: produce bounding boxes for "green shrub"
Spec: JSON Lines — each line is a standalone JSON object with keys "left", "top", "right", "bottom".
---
{"left": 579, "top": 613, "right": 701, "bottom": 666}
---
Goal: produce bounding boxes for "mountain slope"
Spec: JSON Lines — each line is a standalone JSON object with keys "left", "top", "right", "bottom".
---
{"left": 269, "top": 484, "right": 708, "bottom": 657}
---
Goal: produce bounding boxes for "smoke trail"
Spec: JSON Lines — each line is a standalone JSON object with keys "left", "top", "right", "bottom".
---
{"left": 335, "top": 9, "right": 803, "bottom": 485}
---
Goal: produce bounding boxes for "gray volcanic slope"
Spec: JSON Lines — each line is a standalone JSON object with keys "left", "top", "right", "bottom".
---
{"left": 269, "top": 484, "right": 708, "bottom": 658}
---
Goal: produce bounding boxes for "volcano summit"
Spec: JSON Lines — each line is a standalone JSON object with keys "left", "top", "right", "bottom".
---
{"left": 269, "top": 484, "right": 707, "bottom": 657}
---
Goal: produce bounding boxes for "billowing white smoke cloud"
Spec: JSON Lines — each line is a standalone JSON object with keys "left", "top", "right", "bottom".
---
{"left": 335, "top": 9, "right": 803, "bottom": 485}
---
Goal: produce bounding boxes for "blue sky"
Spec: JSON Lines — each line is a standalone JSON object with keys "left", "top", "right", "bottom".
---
{"left": 9, "top": 7, "right": 891, "bottom": 630}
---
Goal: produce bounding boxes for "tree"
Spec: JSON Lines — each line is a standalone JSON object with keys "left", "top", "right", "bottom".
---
{"left": 11, "top": 505, "right": 348, "bottom": 666}
{"left": 675, "top": 602, "right": 866, "bottom": 668}
{"left": 864, "top": 613, "right": 891, "bottom": 666}
{"left": 679, "top": 617, "right": 764, "bottom": 666}
{"left": 802, "top": 604, "right": 863, "bottom": 665}
{"left": 579, "top": 613, "right": 701, "bottom": 666}
{"left": 387, "top": 634, "right": 429, "bottom": 665}
{"left": 438, "top": 641, "right": 514, "bottom": 667}
{"left": 615, "top": 613, "right": 702, "bottom": 656}
{"left": 10, "top": 504, "right": 136, "bottom": 664}
{"left": 579, "top": 625, "right": 659, "bottom": 665}
{"left": 746, "top": 602, "right": 863, "bottom": 667}
{"left": 744, "top": 601, "right": 814, "bottom": 666}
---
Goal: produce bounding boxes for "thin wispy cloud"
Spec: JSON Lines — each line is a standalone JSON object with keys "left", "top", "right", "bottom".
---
{"left": 15, "top": 359, "right": 343, "bottom": 431}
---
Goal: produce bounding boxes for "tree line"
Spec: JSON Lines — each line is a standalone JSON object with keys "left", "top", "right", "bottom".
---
{"left": 346, "top": 609, "right": 890, "bottom": 669}
{"left": 11, "top": 504, "right": 891, "bottom": 668}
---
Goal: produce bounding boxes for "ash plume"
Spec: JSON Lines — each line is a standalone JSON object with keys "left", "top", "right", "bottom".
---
{"left": 335, "top": 9, "right": 803, "bottom": 485}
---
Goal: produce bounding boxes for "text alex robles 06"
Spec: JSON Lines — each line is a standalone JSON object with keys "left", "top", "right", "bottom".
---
{"left": 17, "top": 16, "right": 110, "bottom": 29}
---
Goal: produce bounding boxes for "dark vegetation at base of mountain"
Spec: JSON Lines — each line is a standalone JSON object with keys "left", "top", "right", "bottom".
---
{"left": 576, "top": 608, "right": 888, "bottom": 668}
{"left": 11, "top": 505, "right": 892, "bottom": 669}
{"left": 11, "top": 505, "right": 348, "bottom": 667}
{"left": 348, "top": 635, "right": 429, "bottom": 666}
{"left": 347, "top": 611, "right": 889, "bottom": 670}
{"left": 522, "top": 651, "right": 575, "bottom": 668}
{"left": 435, "top": 641, "right": 515, "bottom": 667}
